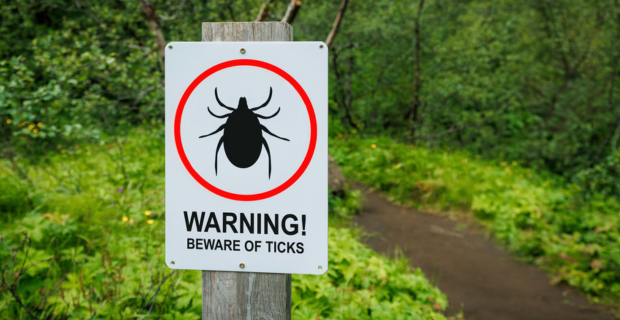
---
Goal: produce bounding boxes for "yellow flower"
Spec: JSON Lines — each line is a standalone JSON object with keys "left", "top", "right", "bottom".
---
{"left": 122, "top": 216, "right": 129, "bottom": 223}
{"left": 33, "top": 129, "right": 38, "bottom": 133}
{"left": 462, "top": 158, "right": 468, "bottom": 163}
{"left": 351, "top": 129, "right": 357, "bottom": 134}
{"left": 370, "top": 144, "right": 377, "bottom": 149}
{"left": 37, "top": 122, "right": 42, "bottom": 127}
{"left": 129, "top": 218, "right": 134, "bottom": 224}
{"left": 28, "top": 124, "right": 35, "bottom": 130}
{"left": 6, "top": 119, "right": 11, "bottom": 124}
{"left": 500, "top": 161, "right": 507, "bottom": 166}
{"left": 144, "top": 210, "right": 151, "bottom": 216}
{"left": 147, "top": 219, "right": 154, "bottom": 225}
{"left": 61, "top": 150, "right": 66, "bottom": 154}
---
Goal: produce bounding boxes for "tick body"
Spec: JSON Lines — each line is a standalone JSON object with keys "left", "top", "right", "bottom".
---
{"left": 199, "top": 87, "right": 289, "bottom": 178}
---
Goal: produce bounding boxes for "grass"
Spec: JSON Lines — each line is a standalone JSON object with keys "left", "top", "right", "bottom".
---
{"left": 331, "top": 135, "right": 620, "bottom": 311}
{"left": 0, "top": 127, "right": 454, "bottom": 319}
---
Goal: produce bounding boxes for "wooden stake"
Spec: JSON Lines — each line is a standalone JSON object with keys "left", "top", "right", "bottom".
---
{"left": 200, "top": 22, "right": 293, "bottom": 320}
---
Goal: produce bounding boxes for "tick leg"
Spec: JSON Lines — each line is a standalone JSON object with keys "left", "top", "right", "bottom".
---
{"left": 208, "top": 107, "right": 230, "bottom": 119}
{"left": 255, "top": 107, "right": 280, "bottom": 119}
{"left": 215, "top": 88, "right": 235, "bottom": 111}
{"left": 261, "top": 125, "right": 290, "bottom": 141}
{"left": 262, "top": 137, "right": 272, "bottom": 179}
{"left": 251, "top": 87, "right": 273, "bottom": 111}
{"left": 199, "top": 124, "right": 226, "bottom": 138}
{"left": 215, "top": 136, "right": 224, "bottom": 175}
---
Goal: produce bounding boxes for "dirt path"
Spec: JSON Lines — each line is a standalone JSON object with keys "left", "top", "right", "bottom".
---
{"left": 353, "top": 187, "right": 615, "bottom": 320}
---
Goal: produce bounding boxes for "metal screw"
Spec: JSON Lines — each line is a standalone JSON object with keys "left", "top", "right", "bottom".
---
{"left": 240, "top": 48, "right": 246, "bottom": 54}
{"left": 171, "top": 261, "right": 175, "bottom": 265}
{"left": 318, "top": 266, "right": 322, "bottom": 269}
{"left": 239, "top": 263, "right": 245, "bottom": 269}
{"left": 320, "top": 45, "right": 324, "bottom": 49}
{"left": 168, "top": 45, "right": 173, "bottom": 49}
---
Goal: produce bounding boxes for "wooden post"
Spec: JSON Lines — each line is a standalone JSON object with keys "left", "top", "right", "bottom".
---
{"left": 201, "top": 22, "right": 293, "bottom": 320}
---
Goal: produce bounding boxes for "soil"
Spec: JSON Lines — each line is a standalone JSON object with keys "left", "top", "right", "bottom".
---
{"left": 353, "top": 186, "right": 616, "bottom": 320}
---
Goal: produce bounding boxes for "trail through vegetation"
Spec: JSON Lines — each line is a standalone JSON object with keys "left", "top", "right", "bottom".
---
{"left": 355, "top": 186, "right": 614, "bottom": 320}
{"left": 332, "top": 136, "right": 620, "bottom": 314}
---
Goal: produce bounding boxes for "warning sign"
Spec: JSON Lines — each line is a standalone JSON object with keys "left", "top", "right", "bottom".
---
{"left": 165, "top": 42, "right": 328, "bottom": 274}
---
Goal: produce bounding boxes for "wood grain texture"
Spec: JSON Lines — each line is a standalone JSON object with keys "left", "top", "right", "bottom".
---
{"left": 201, "top": 22, "right": 293, "bottom": 320}
{"left": 202, "top": 271, "right": 291, "bottom": 320}
{"left": 202, "top": 22, "right": 293, "bottom": 42}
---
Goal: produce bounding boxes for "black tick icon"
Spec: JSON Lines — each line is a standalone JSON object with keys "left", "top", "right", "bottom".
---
{"left": 199, "top": 87, "right": 289, "bottom": 179}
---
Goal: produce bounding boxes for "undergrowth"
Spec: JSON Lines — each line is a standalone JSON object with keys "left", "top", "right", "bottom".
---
{"left": 0, "top": 127, "right": 452, "bottom": 319}
{"left": 331, "top": 136, "right": 620, "bottom": 310}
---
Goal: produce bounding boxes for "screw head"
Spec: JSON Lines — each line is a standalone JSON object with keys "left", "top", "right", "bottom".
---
{"left": 168, "top": 45, "right": 173, "bottom": 49}
{"left": 318, "top": 266, "right": 322, "bottom": 269}
{"left": 240, "top": 48, "right": 246, "bottom": 54}
{"left": 239, "top": 263, "right": 245, "bottom": 269}
{"left": 171, "top": 261, "right": 175, "bottom": 265}
{"left": 320, "top": 45, "right": 324, "bottom": 49}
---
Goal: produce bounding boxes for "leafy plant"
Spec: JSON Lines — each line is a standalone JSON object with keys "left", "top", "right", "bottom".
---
{"left": 0, "top": 127, "right": 452, "bottom": 319}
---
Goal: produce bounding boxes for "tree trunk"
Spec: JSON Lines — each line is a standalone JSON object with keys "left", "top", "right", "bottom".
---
{"left": 409, "top": 0, "right": 425, "bottom": 139}
{"left": 140, "top": 0, "right": 167, "bottom": 72}
{"left": 325, "top": 0, "right": 349, "bottom": 47}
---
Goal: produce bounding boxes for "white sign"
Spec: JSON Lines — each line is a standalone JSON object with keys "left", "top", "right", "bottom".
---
{"left": 165, "top": 42, "right": 328, "bottom": 275}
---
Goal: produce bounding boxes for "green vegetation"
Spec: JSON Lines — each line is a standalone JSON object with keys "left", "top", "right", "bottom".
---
{"left": 0, "top": 128, "right": 451, "bottom": 319}
{"left": 2, "top": 0, "right": 619, "bottom": 318}
{"left": 2, "top": 0, "right": 620, "bottom": 178}
{"left": 332, "top": 135, "right": 620, "bottom": 306}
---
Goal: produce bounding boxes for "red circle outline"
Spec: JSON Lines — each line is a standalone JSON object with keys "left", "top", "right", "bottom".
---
{"left": 174, "top": 59, "right": 317, "bottom": 201}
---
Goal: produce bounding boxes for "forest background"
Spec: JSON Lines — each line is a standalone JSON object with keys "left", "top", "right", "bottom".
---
{"left": 1, "top": 0, "right": 620, "bottom": 319}
{"left": 2, "top": 0, "right": 620, "bottom": 180}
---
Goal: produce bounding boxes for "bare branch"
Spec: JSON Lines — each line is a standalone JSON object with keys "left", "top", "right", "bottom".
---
{"left": 325, "top": 0, "right": 349, "bottom": 47}
{"left": 281, "top": 0, "right": 302, "bottom": 24}
{"left": 0, "top": 236, "right": 43, "bottom": 320}
{"left": 256, "top": 0, "right": 276, "bottom": 22}
{"left": 137, "top": 270, "right": 178, "bottom": 320}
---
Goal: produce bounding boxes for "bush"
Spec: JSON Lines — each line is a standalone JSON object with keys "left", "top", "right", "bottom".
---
{"left": 574, "top": 150, "right": 620, "bottom": 200}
